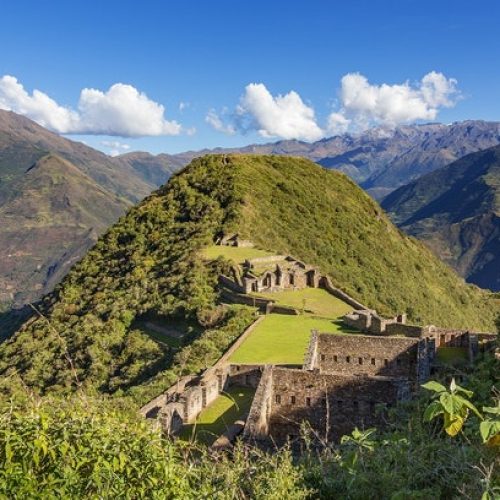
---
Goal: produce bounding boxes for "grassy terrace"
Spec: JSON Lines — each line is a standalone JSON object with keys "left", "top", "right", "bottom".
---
{"left": 253, "top": 287, "right": 352, "bottom": 319}
{"left": 133, "top": 318, "right": 202, "bottom": 349}
{"left": 229, "top": 314, "right": 357, "bottom": 365}
{"left": 179, "top": 386, "right": 255, "bottom": 445}
{"left": 229, "top": 288, "right": 356, "bottom": 365}
{"left": 202, "top": 245, "right": 274, "bottom": 264}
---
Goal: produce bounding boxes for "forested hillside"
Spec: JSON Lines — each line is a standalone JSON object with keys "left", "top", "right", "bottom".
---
{"left": 0, "top": 155, "right": 497, "bottom": 404}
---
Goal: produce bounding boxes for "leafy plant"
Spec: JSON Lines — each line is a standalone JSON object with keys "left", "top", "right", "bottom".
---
{"left": 422, "top": 378, "right": 482, "bottom": 436}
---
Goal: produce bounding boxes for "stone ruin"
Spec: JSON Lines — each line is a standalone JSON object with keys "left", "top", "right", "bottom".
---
{"left": 342, "top": 308, "right": 497, "bottom": 360}
{"left": 218, "top": 233, "right": 255, "bottom": 248}
{"left": 140, "top": 244, "right": 498, "bottom": 449}
{"left": 221, "top": 254, "right": 321, "bottom": 295}
{"left": 243, "top": 331, "right": 434, "bottom": 446}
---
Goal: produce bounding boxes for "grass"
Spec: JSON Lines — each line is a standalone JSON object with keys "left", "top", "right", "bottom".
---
{"left": 229, "top": 314, "right": 358, "bottom": 365}
{"left": 179, "top": 386, "right": 255, "bottom": 445}
{"left": 436, "top": 347, "right": 469, "bottom": 365}
{"left": 202, "top": 245, "right": 274, "bottom": 264}
{"left": 133, "top": 318, "right": 202, "bottom": 349}
{"left": 253, "top": 287, "right": 352, "bottom": 319}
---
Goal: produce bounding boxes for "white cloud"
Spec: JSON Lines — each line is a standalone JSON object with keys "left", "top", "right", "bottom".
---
{"left": 326, "top": 112, "right": 351, "bottom": 135}
{"left": 0, "top": 75, "right": 183, "bottom": 137}
{"left": 208, "top": 72, "right": 460, "bottom": 141}
{"left": 330, "top": 71, "right": 460, "bottom": 130}
{"left": 0, "top": 75, "right": 78, "bottom": 132}
{"left": 179, "top": 101, "right": 190, "bottom": 112}
{"left": 236, "top": 83, "right": 324, "bottom": 141}
{"left": 76, "top": 84, "right": 181, "bottom": 136}
{"left": 205, "top": 108, "right": 236, "bottom": 135}
{"left": 100, "top": 140, "right": 130, "bottom": 157}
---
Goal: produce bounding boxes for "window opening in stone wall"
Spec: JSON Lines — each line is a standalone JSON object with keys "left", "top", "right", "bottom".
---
{"left": 371, "top": 358, "right": 376, "bottom": 365}
{"left": 291, "top": 395, "right": 296, "bottom": 404}
{"left": 306, "top": 397, "right": 311, "bottom": 407}
{"left": 358, "top": 357, "right": 363, "bottom": 364}
{"left": 346, "top": 356, "right": 350, "bottom": 363}
{"left": 334, "top": 355, "right": 338, "bottom": 362}
{"left": 275, "top": 394, "right": 281, "bottom": 404}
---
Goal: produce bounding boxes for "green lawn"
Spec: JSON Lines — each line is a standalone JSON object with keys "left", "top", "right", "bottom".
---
{"left": 254, "top": 287, "right": 352, "bottom": 319}
{"left": 436, "top": 347, "right": 469, "bottom": 365}
{"left": 179, "top": 386, "right": 255, "bottom": 445}
{"left": 229, "top": 314, "right": 357, "bottom": 365}
{"left": 201, "top": 245, "right": 274, "bottom": 264}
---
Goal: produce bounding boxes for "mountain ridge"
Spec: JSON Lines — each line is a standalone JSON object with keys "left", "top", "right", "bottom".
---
{"left": 382, "top": 145, "right": 500, "bottom": 291}
{"left": 0, "top": 154, "right": 496, "bottom": 401}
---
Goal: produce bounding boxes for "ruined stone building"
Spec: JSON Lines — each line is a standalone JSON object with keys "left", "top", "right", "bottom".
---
{"left": 140, "top": 245, "right": 497, "bottom": 449}
{"left": 243, "top": 332, "right": 434, "bottom": 446}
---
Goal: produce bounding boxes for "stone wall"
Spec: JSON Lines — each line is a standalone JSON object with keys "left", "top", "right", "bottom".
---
{"left": 246, "top": 255, "right": 287, "bottom": 265}
{"left": 385, "top": 323, "right": 425, "bottom": 337}
{"left": 423, "top": 328, "right": 497, "bottom": 349}
{"left": 266, "top": 368, "right": 408, "bottom": 444}
{"left": 319, "top": 277, "right": 369, "bottom": 310}
{"left": 343, "top": 310, "right": 373, "bottom": 331}
{"left": 303, "top": 330, "right": 318, "bottom": 371}
{"left": 219, "top": 274, "right": 245, "bottom": 294}
{"left": 228, "top": 364, "right": 264, "bottom": 388}
{"left": 243, "top": 365, "right": 274, "bottom": 441}
{"left": 316, "top": 334, "right": 420, "bottom": 380}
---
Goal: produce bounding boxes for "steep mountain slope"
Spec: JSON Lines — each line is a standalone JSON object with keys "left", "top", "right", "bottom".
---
{"left": 117, "top": 151, "right": 181, "bottom": 187}
{"left": 0, "top": 154, "right": 129, "bottom": 306}
{"left": 0, "top": 111, "right": 180, "bottom": 308}
{"left": 0, "top": 110, "right": 155, "bottom": 202}
{"left": 382, "top": 145, "right": 500, "bottom": 291}
{"left": 0, "top": 155, "right": 496, "bottom": 401}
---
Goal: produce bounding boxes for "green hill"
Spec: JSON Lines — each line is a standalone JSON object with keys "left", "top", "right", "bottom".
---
{"left": 0, "top": 154, "right": 497, "bottom": 402}
{"left": 382, "top": 145, "right": 500, "bottom": 291}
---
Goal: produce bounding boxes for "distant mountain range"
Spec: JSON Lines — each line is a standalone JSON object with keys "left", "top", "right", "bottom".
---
{"left": 382, "top": 145, "right": 500, "bottom": 292}
{"left": 1, "top": 109, "right": 500, "bottom": 307}
{"left": 0, "top": 111, "right": 176, "bottom": 307}
{"left": 157, "top": 120, "right": 500, "bottom": 199}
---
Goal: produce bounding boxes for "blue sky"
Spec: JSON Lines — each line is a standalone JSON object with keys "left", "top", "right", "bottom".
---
{"left": 1, "top": 0, "right": 499, "bottom": 155}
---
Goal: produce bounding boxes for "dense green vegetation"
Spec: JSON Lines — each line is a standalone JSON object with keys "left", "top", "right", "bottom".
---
{"left": 0, "top": 154, "right": 497, "bottom": 403}
{"left": 1, "top": 350, "right": 497, "bottom": 498}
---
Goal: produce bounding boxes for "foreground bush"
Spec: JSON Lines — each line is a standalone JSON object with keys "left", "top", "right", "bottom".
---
{"left": 0, "top": 397, "right": 309, "bottom": 499}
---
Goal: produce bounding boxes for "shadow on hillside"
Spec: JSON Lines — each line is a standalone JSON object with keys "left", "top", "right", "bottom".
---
{"left": 0, "top": 305, "right": 33, "bottom": 343}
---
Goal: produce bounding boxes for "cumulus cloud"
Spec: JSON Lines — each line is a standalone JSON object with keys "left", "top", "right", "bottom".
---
{"left": 326, "top": 112, "right": 351, "bottom": 135}
{"left": 0, "top": 75, "right": 78, "bottom": 132}
{"left": 208, "top": 72, "right": 460, "bottom": 140}
{"left": 100, "top": 140, "right": 130, "bottom": 157}
{"left": 236, "top": 83, "right": 324, "bottom": 141}
{"left": 0, "top": 75, "right": 183, "bottom": 137}
{"left": 205, "top": 108, "right": 236, "bottom": 135}
{"left": 330, "top": 71, "right": 460, "bottom": 130}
